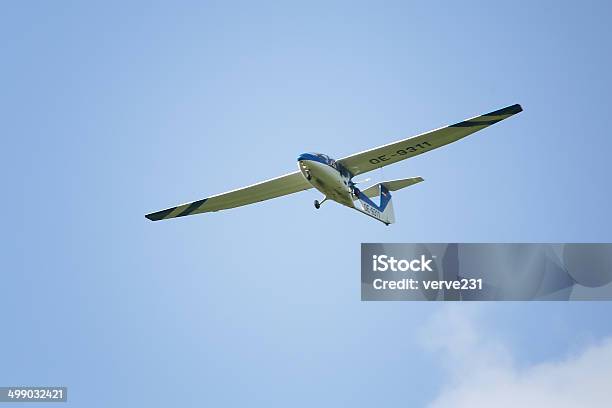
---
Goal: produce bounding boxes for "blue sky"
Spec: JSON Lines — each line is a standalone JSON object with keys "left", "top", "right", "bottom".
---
{"left": 3, "top": 1, "right": 612, "bottom": 406}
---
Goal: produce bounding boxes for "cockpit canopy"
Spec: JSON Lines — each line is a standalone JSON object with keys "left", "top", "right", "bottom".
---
{"left": 303, "top": 152, "right": 333, "bottom": 165}
{"left": 303, "top": 152, "right": 351, "bottom": 178}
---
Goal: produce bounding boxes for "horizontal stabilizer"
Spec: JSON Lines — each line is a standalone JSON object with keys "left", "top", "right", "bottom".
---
{"left": 360, "top": 177, "right": 424, "bottom": 198}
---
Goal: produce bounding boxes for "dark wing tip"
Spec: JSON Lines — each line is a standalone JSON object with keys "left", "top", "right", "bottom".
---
{"left": 145, "top": 207, "right": 176, "bottom": 221}
{"left": 486, "top": 104, "right": 523, "bottom": 117}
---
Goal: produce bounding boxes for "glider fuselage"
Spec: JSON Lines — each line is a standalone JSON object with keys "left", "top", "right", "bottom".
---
{"left": 297, "top": 153, "right": 354, "bottom": 207}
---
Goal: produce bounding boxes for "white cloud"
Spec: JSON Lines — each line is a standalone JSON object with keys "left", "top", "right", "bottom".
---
{"left": 422, "top": 306, "right": 612, "bottom": 408}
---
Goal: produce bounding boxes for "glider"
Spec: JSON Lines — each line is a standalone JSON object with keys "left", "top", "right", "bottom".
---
{"left": 146, "top": 104, "right": 522, "bottom": 225}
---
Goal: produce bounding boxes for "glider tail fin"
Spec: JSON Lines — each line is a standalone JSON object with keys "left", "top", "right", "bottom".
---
{"left": 354, "top": 183, "right": 396, "bottom": 225}
{"left": 353, "top": 177, "right": 424, "bottom": 225}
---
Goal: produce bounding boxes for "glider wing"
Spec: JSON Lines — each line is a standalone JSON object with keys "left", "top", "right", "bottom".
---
{"left": 338, "top": 104, "right": 522, "bottom": 177}
{"left": 146, "top": 171, "right": 311, "bottom": 221}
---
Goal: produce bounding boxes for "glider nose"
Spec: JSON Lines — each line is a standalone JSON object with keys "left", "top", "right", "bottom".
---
{"left": 297, "top": 154, "right": 314, "bottom": 181}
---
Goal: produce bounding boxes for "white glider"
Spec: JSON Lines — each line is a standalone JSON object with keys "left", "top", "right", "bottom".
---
{"left": 146, "top": 104, "right": 522, "bottom": 225}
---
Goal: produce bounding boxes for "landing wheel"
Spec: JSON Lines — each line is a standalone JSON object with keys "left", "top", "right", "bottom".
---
{"left": 305, "top": 170, "right": 312, "bottom": 180}
{"left": 314, "top": 200, "right": 321, "bottom": 209}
